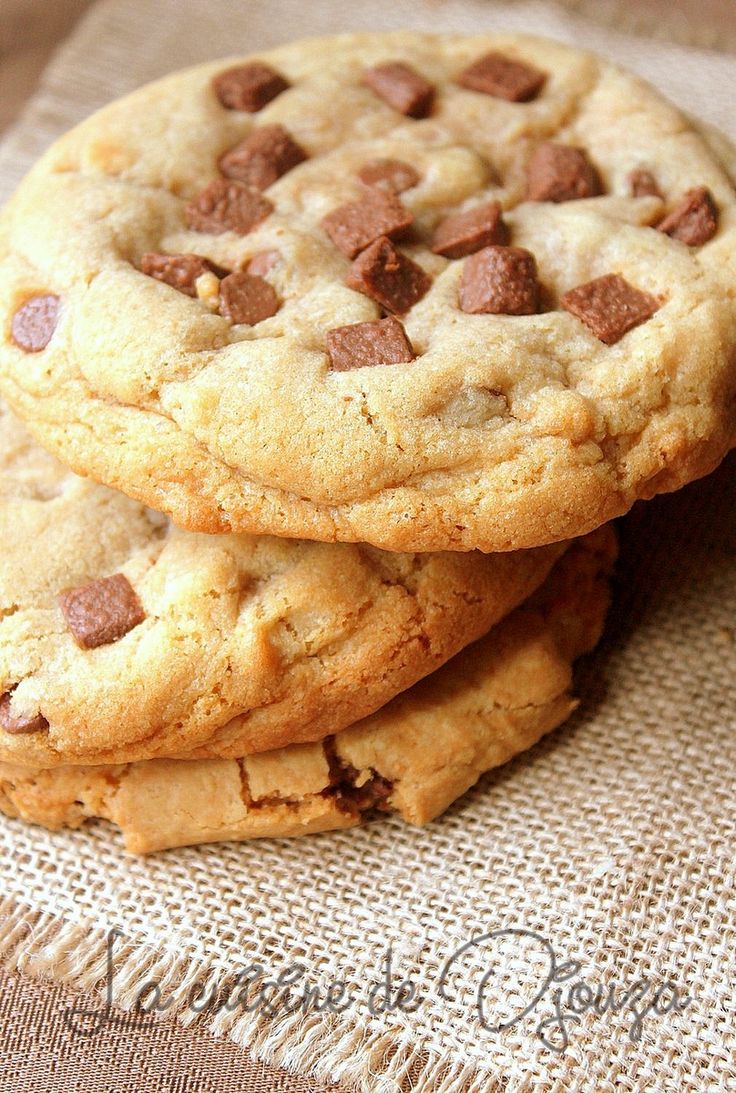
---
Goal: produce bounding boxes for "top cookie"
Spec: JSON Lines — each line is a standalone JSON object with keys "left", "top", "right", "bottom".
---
{"left": 1, "top": 31, "right": 735, "bottom": 552}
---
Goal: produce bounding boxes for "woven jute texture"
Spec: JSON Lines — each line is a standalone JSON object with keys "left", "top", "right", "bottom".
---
{"left": 1, "top": 2, "right": 735, "bottom": 1090}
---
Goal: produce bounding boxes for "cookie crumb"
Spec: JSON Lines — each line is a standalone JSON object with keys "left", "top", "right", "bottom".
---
{"left": 195, "top": 270, "right": 222, "bottom": 310}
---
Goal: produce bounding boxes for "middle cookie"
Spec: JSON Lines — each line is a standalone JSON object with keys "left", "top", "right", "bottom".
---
{"left": 0, "top": 403, "right": 563, "bottom": 768}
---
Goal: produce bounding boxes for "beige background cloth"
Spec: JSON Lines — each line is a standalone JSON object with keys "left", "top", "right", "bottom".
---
{"left": 0, "top": 964, "right": 346, "bottom": 1093}
{"left": 1, "top": 2, "right": 735, "bottom": 1090}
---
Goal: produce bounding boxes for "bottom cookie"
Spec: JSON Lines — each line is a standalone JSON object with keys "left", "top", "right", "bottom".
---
{"left": 0, "top": 528, "right": 616, "bottom": 853}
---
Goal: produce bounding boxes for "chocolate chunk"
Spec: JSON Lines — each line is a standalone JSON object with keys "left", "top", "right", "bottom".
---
{"left": 219, "top": 124, "right": 307, "bottom": 191}
{"left": 629, "top": 168, "right": 661, "bottom": 199}
{"left": 456, "top": 51, "right": 546, "bottom": 102}
{"left": 327, "top": 317, "right": 414, "bottom": 371}
{"left": 432, "top": 200, "right": 509, "bottom": 259}
{"left": 219, "top": 271, "right": 279, "bottom": 324}
{"left": 322, "top": 191, "right": 413, "bottom": 259}
{"left": 460, "top": 246, "right": 540, "bottom": 315}
{"left": 363, "top": 62, "right": 434, "bottom": 118}
{"left": 561, "top": 273, "right": 660, "bottom": 344}
{"left": 59, "top": 573, "right": 145, "bottom": 650}
{"left": 213, "top": 62, "right": 290, "bottom": 112}
{"left": 657, "top": 186, "right": 718, "bottom": 246}
{"left": 10, "top": 295, "right": 60, "bottom": 352}
{"left": 140, "top": 253, "right": 225, "bottom": 296}
{"left": 357, "top": 158, "right": 420, "bottom": 195}
{"left": 247, "top": 249, "right": 281, "bottom": 276}
{"left": 346, "top": 236, "right": 430, "bottom": 314}
{"left": 339, "top": 768, "right": 394, "bottom": 812}
{"left": 526, "top": 143, "right": 602, "bottom": 203}
{"left": 185, "top": 179, "right": 273, "bottom": 235}
{"left": 0, "top": 692, "right": 48, "bottom": 735}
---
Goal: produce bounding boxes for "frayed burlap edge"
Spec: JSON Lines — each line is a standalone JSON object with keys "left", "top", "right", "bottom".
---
{"left": 0, "top": 894, "right": 500, "bottom": 1093}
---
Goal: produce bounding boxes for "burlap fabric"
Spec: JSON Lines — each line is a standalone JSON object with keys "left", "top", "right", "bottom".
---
{"left": 1, "top": 2, "right": 735, "bottom": 1090}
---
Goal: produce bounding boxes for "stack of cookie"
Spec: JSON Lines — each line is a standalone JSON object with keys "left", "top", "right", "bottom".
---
{"left": 0, "top": 32, "right": 732, "bottom": 853}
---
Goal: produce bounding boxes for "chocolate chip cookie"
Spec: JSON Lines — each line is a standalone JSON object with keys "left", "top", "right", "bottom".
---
{"left": 0, "top": 528, "right": 615, "bottom": 852}
{"left": 1, "top": 32, "right": 734, "bottom": 551}
{"left": 0, "top": 401, "right": 562, "bottom": 768}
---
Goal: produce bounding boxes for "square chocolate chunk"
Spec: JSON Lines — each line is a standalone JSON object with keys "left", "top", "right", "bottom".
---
{"left": 460, "top": 246, "right": 540, "bottom": 315}
{"left": 346, "top": 237, "right": 431, "bottom": 314}
{"left": 213, "top": 62, "right": 290, "bottom": 112}
{"left": 327, "top": 317, "right": 415, "bottom": 371}
{"left": 561, "top": 273, "right": 660, "bottom": 344}
{"left": 186, "top": 180, "right": 273, "bottom": 235}
{"left": 59, "top": 573, "right": 146, "bottom": 649}
{"left": 0, "top": 692, "right": 48, "bottom": 735}
{"left": 140, "top": 253, "right": 224, "bottom": 296}
{"left": 363, "top": 62, "right": 434, "bottom": 118}
{"left": 432, "top": 200, "right": 509, "bottom": 259}
{"left": 10, "top": 295, "right": 60, "bottom": 353}
{"left": 219, "top": 124, "right": 307, "bottom": 191}
{"left": 527, "top": 143, "right": 602, "bottom": 203}
{"left": 322, "top": 191, "right": 413, "bottom": 258}
{"left": 219, "top": 271, "right": 279, "bottom": 325}
{"left": 456, "top": 52, "right": 546, "bottom": 102}
{"left": 658, "top": 187, "right": 718, "bottom": 246}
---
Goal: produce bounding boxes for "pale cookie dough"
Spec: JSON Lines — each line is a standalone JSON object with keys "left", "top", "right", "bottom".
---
{"left": 0, "top": 32, "right": 734, "bottom": 552}
{"left": 0, "top": 528, "right": 616, "bottom": 852}
{"left": 0, "top": 401, "right": 562, "bottom": 768}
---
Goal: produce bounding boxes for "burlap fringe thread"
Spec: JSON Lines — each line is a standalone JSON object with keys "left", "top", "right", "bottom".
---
{"left": 0, "top": 895, "right": 498, "bottom": 1093}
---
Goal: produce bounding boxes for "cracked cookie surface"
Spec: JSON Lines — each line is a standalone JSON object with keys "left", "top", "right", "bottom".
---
{"left": 0, "top": 527, "right": 616, "bottom": 852}
{"left": 0, "top": 32, "right": 734, "bottom": 552}
{"left": 0, "top": 401, "right": 562, "bottom": 767}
